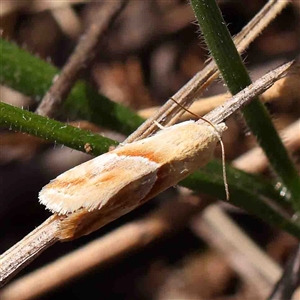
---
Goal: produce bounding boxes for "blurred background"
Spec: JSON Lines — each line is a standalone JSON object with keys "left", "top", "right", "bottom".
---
{"left": 1, "top": 0, "right": 300, "bottom": 299}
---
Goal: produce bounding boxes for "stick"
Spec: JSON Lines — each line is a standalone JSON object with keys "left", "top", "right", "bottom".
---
{"left": 35, "top": 0, "right": 127, "bottom": 117}
{"left": 0, "top": 216, "right": 59, "bottom": 287}
{"left": 0, "top": 0, "right": 291, "bottom": 285}
{"left": 202, "top": 60, "right": 294, "bottom": 125}
{"left": 191, "top": 205, "right": 282, "bottom": 298}
{"left": 3, "top": 113, "right": 299, "bottom": 298}
{"left": 138, "top": 62, "right": 300, "bottom": 121}
{"left": 125, "top": 0, "right": 289, "bottom": 143}
{"left": 234, "top": 120, "right": 300, "bottom": 173}
{"left": 0, "top": 197, "right": 211, "bottom": 300}
{"left": 268, "top": 244, "right": 300, "bottom": 300}
{"left": 0, "top": 59, "right": 294, "bottom": 287}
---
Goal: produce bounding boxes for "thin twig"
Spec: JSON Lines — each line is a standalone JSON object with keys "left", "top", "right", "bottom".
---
{"left": 191, "top": 0, "right": 300, "bottom": 209}
{"left": 125, "top": 0, "right": 289, "bottom": 143}
{"left": 0, "top": 59, "right": 294, "bottom": 287}
{"left": 190, "top": 115, "right": 300, "bottom": 298}
{"left": 0, "top": 58, "right": 291, "bottom": 282}
{"left": 3, "top": 111, "right": 299, "bottom": 298}
{"left": 0, "top": 197, "right": 211, "bottom": 300}
{"left": 0, "top": 1, "right": 285, "bottom": 288}
{"left": 202, "top": 60, "right": 294, "bottom": 125}
{"left": 233, "top": 120, "right": 300, "bottom": 174}
{"left": 139, "top": 93, "right": 230, "bottom": 120}
{"left": 35, "top": 0, "right": 127, "bottom": 118}
{"left": 268, "top": 244, "right": 300, "bottom": 300}
{"left": 191, "top": 205, "right": 282, "bottom": 298}
{"left": 0, "top": 216, "right": 59, "bottom": 288}
{"left": 138, "top": 61, "right": 300, "bottom": 120}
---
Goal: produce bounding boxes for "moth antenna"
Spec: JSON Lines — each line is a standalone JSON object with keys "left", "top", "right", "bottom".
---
{"left": 219, "top": 136, "right": 230, "bottom": 201}
{"left": 170, "top": 97, "right": 230, "bottom": 200}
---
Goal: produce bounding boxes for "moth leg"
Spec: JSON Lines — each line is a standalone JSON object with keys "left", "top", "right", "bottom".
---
{"left": 153, "top": 120, "right": 165, "bottom": 130}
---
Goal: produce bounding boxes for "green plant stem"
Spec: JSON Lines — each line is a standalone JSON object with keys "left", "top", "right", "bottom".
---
{"left": 181, "top": 161, "right": 300, "bottom": 238}
{"left": 0, "top": 39, "right": 144, "bottom": 135}
{"left": 0, "top": 102, "right": 118, "bottom": 156}
{"left": 1, "top": 101, "right": 299, "bottom": 237}
{"left": 190, "top": 0, "right": 300, "bottom": 211}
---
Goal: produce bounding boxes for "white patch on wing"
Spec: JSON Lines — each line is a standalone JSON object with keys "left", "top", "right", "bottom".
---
{"left": 39, "top": 153, "right": 159, "bottom": 215}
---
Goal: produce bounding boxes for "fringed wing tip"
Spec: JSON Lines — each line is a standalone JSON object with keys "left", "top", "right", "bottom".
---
{"left": 39, "top": 189, "right": 70, "bottom": 215}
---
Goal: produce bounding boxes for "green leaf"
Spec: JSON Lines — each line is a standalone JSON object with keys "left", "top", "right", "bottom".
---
{"left": 181, "top": 161, "right": 300, "bottom": 238}
{"left": 0, "top": 101, "right": 117, "bottom": 156}
{"left": 190, "top": 0, "right": 300, "bottom": 212}
{"left": 1, "top": 101, "right": 299, "bottom": 238}
{"left": 0, "top": 39, "right": 144, "bottom": 135}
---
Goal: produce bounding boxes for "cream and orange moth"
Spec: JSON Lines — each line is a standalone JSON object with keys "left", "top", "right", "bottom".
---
{"left": 39, "top": 119, "right": 227, "bottom": 241}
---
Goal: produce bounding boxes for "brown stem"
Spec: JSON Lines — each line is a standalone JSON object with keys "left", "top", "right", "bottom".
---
{"left": 35, "top": 0, "right": 127, "bottom": 118}
{"left": 0, "top": 0, "right": 290, "bottom": 288}
{"left": 0, "top": 216, "right": 59, "bottom": 288}
{"left": 124, "top": 0, "right": 289, "bottom": 143}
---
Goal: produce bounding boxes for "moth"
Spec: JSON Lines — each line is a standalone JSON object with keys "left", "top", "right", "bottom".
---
{"left": 39, "top": 120, "right": 227, "bottom": 241}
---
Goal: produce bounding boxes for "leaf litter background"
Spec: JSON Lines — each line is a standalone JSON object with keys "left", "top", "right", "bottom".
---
{"left": 0, "top": 0, "right": 300, "bottom": 299}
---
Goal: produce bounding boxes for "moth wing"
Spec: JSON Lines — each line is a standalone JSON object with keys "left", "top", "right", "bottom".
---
{"left": 39, "top": 153, "right": 159, "bottom": 215}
